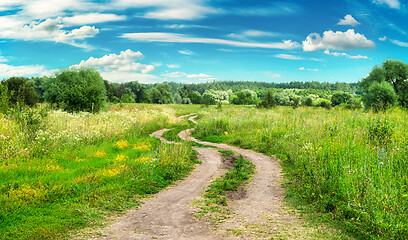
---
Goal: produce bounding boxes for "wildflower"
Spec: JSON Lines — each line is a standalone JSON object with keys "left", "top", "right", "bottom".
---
{"left": 224, "top": 131, "right": 228, "bottom": 135}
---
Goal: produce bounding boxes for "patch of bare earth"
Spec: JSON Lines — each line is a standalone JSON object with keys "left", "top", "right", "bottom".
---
{"left": 87, "top": 114, "right": 350, "bottom": 240}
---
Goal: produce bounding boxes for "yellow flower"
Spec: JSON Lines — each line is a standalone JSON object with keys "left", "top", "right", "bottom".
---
{"left": 133, "top": 142, "right": 151, "bottom": 151}
{"left": 115, "top": 154, "right": 128, "bottom": 162}
{"left": 136, "top": 156, "right": 150, "bottom": 162}
{"left": 115, "top": 139, "right": 129, "bottom": 150}
{"left": 94, "top": 150, "right": 107, "bottom": 158}
{"left": 224, "top": 131, "right": 228, "bottom": 135}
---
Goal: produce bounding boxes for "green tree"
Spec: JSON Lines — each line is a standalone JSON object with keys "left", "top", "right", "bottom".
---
{"left": 331, "top": 92, "right": 352, "bottom": 107}
{"left": 120, "top": 94, "right": 135, "bottom": 103}
{"left": 0, "top": 84, "right": 10, "bottom": 114}
{"left": 231, "top": 89, "right": 257, "bottom": 105}
{"left": 361, "top": 59, "right": 408, "bottom": 107}
{"left": 43, "top": 68, "right": 106, "bottom": 112}
{"left": 150, "top": 83, "right": 173, "bottom": 104}
{"left": 202, "top": 92, "right": 216, "bottom": 106}
{"left": 257, "top": 90, "right": 276, "bottom": 109}
{"left": 2, "top": 77, "right": 39, "bottom": 107}
{"left": 188, "top": 91, "right": 203, "bottom": 104}
{"left": 362, "top": 81, "right": 396, "bottom": 112}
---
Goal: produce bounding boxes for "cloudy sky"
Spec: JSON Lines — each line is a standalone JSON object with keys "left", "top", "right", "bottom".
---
{"left": 0, "top": 0, "right": 407, "bottom": 83}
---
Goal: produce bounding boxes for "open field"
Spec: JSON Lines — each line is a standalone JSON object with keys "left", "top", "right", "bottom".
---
{"left": 0, "top": 104, "right": 197, "bottom": 239}
{"left": 193, "top": 105, "right": 408, "bottom": 239}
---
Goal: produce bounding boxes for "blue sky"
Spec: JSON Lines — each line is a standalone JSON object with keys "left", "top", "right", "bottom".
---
{"left": 0, "top": 0, "right": 407, "bottom": 83}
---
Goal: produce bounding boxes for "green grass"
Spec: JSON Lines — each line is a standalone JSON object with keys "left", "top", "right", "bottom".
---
{"left": 0, "top": 104, "right": 198, "bottom": 239}
{"left": 193, "top": 150, "right": 255, "bottom": 223}
{"left": 192, "top": 106, "right": 408, "bottom": 239}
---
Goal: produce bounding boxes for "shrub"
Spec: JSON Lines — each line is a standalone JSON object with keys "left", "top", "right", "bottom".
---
{"left": 362, "top": 81, "right": 396, "bottom": 112}
{"left": 43, "top": 68, "right": 106, "bottom": 113}
{"left": 120, "top": 94, "right": 135, "bottom": 103}
{"left": 257, "top": 90, "right": 276, "bottom": 109}
{"left": 331, "top": 92, "right": 352, "bottom": 107}
{"left": 2, "top": 77, "right": 39, "bottom": 107}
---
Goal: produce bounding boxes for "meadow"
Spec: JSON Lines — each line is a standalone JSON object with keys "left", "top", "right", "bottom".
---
{"left": 0, "top": 104, "right": 197, "bottom": 239}
{"left": 193, "top": 106, "right": 408, "bottom": 239}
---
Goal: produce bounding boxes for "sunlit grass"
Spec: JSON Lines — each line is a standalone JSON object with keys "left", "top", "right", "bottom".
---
{"left": 193, "top": 106, "right": 408, "bottom": 239}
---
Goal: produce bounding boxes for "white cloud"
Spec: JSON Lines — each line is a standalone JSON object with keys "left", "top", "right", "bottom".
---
{"left": 391, "top": 39, "right": 408, "bottom": 47}
{"left": 0, "top": 63, "right": 49, "bottom": 78}
{"left": 0, "top": 17, "right": 99, "bottom": 49}
{"left": 338, "top": 14, "right": 360, "bottom": 27}
{"left": 373, "top": 0, "right": 400, "bottom": 9}
{"left": 63, "top": 13, "right": 126, "bottom": 26}
{"left": 298, "top": 67, "right": 318, "bottom": 71}
{"left": 303, "top": 29, "right": 375, "bottom": 51}
{"left": 162, "top": 71, "right": 186, "bottom": 78}
{"left": 72, "top": 49, "right": 157, "bottom": 81}
{"left": 324, "top": 49, "right": 370, "bottom": 59}
{"left": 379, "top": 36, "right": 387, "bottom": 41}
{"left": 187, "top": 73, "right": 211, "bottom": 78}
{"left": 179, "top": 50, "right": 195, "bottom": 55}
{"left": 21, "top": 0, "right": 98, "bottom": 19}
{"left": 229, "top": 30, "right": 278, "bottom": 40}
{"left": 266, "top": 73, "right": 281, "bottom": 78}
{"left": 274, "top": 54, "right": 303, "bottom": 60}
{"left": 0, "top": 56, "right": 9, "bottom": 63}
{"left": 122, "top": 32, "right": 301, "bottom": 49}
{"left": 167, "top": 64, "right": 180, "bottom": 68}
{"left": 112, "top": 0, "right": 219, "bottom": 20}
{"left": 161, "top": 71, "right": 213, "bottom": 79}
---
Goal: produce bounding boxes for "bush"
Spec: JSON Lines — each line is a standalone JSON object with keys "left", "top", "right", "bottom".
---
{"left": 2, "top": 77, "right": 39, "bottom": 107}
{"left": 362, "top": 81, "right": 396, "bottom": 112}
{"left": 43, "top": 68, "right": 106, "bottom": 113}
{"left": 331, "top": 92, "right": 352, "bottom": 107}
{"left": 0, "top": 84, "right": 10, "bottom": 114}
{"left": 257, "top": 90, "right": 276, "bottom": 109}
{"left": 303, "top": 96, "right": 313, "bottom": 106}
{"left": 120, "top": 94, "right": 135, "bottom": 103}
{"left": 315, "top": 98, "right": 331, "bottom": 109}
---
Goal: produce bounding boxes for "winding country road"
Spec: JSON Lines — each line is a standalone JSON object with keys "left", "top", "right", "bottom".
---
{"left": 92, "top": 114, "right": 332, "bottom": 240}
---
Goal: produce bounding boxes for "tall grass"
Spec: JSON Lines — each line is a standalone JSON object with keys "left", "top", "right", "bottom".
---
{"left": 193, "top": 106, "right": 408, "bottom": 239}
{"left": 0, "top": 104, "right": 196, "bottom": 239}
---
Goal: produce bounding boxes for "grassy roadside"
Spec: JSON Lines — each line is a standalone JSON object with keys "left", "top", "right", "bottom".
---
{"left": 192, "top": 106, "right": 408, "bottom": 239}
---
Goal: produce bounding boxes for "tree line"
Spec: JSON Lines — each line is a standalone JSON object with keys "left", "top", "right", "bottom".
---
{"left": 0, "top": 59, "right": 406, "bottom": 113}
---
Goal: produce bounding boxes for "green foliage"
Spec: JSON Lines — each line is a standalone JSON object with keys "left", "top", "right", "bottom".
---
{"left": 193, "top": 106, "right": 408, "bottom": 239}
{"left": 0, "top": 84, "right": 10, "bottom": 114}
{"left": 43, "top": 68, "right": 106, "bottom": 113}
{"left": 150, "top": 83, "right": 174, "bottom": 104}
{"left": 361, "top": 59, "right": 408, "bottom": 108}
{"left": 120, "top": 93, "right": 135, "bottom": 103}
{"left": 188, "top": 91, "right": 203, "bottom": 104}
{"left": 290, "top": 95, "right": 301, "bottom": 109}
{"left": 257, "top": 90, "right": 276, "bottom": 109}
{"left": 362, "top": 81, "right": 396, "bottom": 112}
{"left": 315, "top": 98, "right": 331, "bottom": 109}
{"left": 231, "top": 89, "right": 257, "bottom": 105}
{"left": 303, "top": 96, "right": 313, "bottom": 106}
{"left": 202, "top": 92, "right": 217, "bottom": 106}
{"left": 331, "top": 92, "right": 352, "bottom": 107}
{"left": 2, "top": 77, "right": 39, "bottom": 107}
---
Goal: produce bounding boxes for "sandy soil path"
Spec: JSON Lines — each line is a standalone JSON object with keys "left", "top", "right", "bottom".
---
{"left": 92, "top": 114, "right": 332, "bottom": 240}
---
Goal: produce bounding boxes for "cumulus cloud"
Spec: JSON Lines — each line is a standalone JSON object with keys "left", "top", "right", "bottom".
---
{"left": 73, "top": 49, "right": 156, "bottom": 74}
{"left": 338, "top": 15, "right": 360, "bottom": 27}
{"left": 372, "top": 0, "right": 401, "bottom": 9}
{"left": 0, "top": 63, "right": 49, "bottom": 78}
{"left": 274, "top": 54, "right": 303, "bottom": 60}
{"left": 122, "top": 32, "right": 301, "bottom": 49}
{"left": 324, "top": 49, "right": 370, "bottom": 59}
{"left": 379, "top": 36, "right": 387, "bottom": 41}
{"left": 0, "top": 17, "right": 99, "bottom": 48}
{"left": 303, "top": 29, "right": 375, "bottom": 51}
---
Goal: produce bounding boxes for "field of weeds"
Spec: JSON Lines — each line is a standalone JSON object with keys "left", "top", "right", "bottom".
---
{"left": 193, "top": 106, "right": 408, "bottom": 239}
{"left": 0, "top": 104, "right": 195, "bottom": 239}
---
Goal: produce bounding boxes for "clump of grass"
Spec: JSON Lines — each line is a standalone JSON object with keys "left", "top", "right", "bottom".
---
{"left": 194, "top": 150, "right": 255, "bottom": 223}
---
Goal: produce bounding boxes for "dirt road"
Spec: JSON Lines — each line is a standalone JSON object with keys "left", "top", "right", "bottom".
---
{"left": 92, "top": 114, "right": 338, "bottom": 240}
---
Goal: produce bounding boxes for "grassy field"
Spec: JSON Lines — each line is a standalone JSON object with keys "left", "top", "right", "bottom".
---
{"left": 0, "top": 104, "right": 197, "bottom": 239}
{"left": 193, "top": 105, "right": 408, "bottom": 239}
